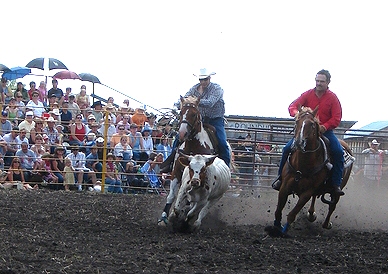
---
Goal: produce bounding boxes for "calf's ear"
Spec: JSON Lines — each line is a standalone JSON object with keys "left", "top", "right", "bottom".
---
{"left": 205, "top": 155, "right": 217, "bottom": 166}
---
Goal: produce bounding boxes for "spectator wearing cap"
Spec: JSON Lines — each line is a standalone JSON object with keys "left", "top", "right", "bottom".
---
{"left": 26, "top": 91, "right": 46, "bottom": 118}
{"left": 87, "top": 122, "right": 103, "bottom": 139}
{"left": 3, "top": 126, "right": 19, "bottom": 166}
{"left": 67, "top": 94, "right": 81, "bottom": 119}
{"left": 37, "top": 81, "right": 47, "bottom": 105}
{"left": 98, "top": 114, "right": 116, "bottom": 146}
{"left": 76, "top": 85, "right": 90, "bottom": 119}
{"left": 49, "top": 108, "right": 61, "bottom": 123}
{"left": 1, "top": 77, "right": 13, "bottom": 106}
{"left": 18, "top": 111, "right": 35, "bottom": 139}
{"left": 91, "top": 101, "right": 104, "bottom": 124}
{"left": 15, "top": 141, "right": 38, "bottom": 181}
{"left": 60, "top": 101, "right": 72, "bottom": 133}
{"left": 361, "top": 139, "right": 388, "bottom": 184}
{"left": 15, "top": 82, "right": 29, "bottom": 105}
{"left": 128, "top": 123, "right": 146, "bottom": 161}
{"left": 95, "top": 137, "right": 105, "bottom": 159}
{"left": 47, "top": 79, "right": 64, "bottom": 104}
{"left": 0, "top": 111, "right": 12, "bottom": 136}
{"left": 69, "top": 113, "right": 86, "bottom": 148}
{"left": 84, "top": 132, "right": 96, "bottom": 155}
{"left": 86, "top": 145, "right": 102, "bottom": 179}
{"left": 65, "top": 146, "right": 97, "bottom": 191}
{"left": 141, "top": 123, "right": 154, "bottom": 157}
{"left": 103, "top": 103, "right": 117, "bottom": 124}
{"left": 43, "top": 117, "right": 60, "bottom": 153}
{"left": 85, "top": 114, "right": 96, "bottom": 134}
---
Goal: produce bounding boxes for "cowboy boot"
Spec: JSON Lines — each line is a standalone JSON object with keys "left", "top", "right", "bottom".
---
{"left": 332, "top": 185, "right": 345, "bottom": 196}
{"left": 271, "top": 175, "right": 282, "bottom": 191}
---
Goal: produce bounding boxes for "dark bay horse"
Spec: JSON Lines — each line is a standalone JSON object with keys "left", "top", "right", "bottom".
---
{"left": 159, "top": 96, "right": 216, "bottom": 226}
{"left": 268, "top": 106, "right": 354, "bottom": 237}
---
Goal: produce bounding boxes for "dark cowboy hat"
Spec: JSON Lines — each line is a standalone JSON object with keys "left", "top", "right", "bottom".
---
{"left": 91, "top": 100, "right": 105, "bottom": 108}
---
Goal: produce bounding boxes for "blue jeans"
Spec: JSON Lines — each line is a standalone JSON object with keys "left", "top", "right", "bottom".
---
{"left": 206, "top": 117, "right": 230, "bottom": 166}
{"left": 106, "top": 178, "right": 123, "bottom": 193}
{"left": 54, "top": 172, "right": 64, "bottom": 183}
{"left": 278, "top": 130, "right": 344, "bottom": 187}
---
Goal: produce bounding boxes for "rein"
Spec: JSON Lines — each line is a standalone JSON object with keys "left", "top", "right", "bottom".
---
{"left": 287, "top": 138, "right": 329, "bottom": 181}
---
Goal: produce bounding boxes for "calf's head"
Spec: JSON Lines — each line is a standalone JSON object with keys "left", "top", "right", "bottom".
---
{"left": 178, "top": 153, "right": 217, "bottom": 189}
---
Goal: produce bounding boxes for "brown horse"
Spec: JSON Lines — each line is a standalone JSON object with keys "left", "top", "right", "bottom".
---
{"left": 159, "top": 96, "right": 216, "bottom": 226}
{"left": 268, "top": 106, "right": 354, "bottom": 237}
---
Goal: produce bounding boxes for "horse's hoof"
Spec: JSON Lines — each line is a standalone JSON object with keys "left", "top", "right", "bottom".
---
{"left": 265, "top": 226, "right": 291, "bottom": 238}
{"left": 307, "top": 211, "right": 317, "bottom": 222}
{"left": 157, "top": 212, "right": 168, "bottom": 226}
{"left": 322, "top": 222, "right": 333, "bottom": 229}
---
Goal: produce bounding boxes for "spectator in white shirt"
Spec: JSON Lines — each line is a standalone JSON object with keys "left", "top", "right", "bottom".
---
{"left": 26, "top": 91, "right": 46, "bottom": 118}
{"left": 66, "top": 146, "right": 97, "bottom": 191}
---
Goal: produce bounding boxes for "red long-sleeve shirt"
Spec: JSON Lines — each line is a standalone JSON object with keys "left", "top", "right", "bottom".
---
{"left": 288, "top": 88, "right": 342, "bottom": 131}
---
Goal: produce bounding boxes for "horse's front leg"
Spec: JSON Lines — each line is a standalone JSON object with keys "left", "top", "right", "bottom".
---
{"left": 274, "top": 187, "right": 289, "bottom": 228}
{"left": 283, "top": 192, "right": 313, "bottom": 233}
{"left": 322, "top": 196, "right": 340, "bottom": 229}
{"left": 307, "top": 196, "right": 317, "bottom": 222}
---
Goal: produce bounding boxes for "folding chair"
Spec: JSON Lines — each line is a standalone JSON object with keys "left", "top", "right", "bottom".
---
{"left": 143, "top": 167, "right": 167, "bottom": 195}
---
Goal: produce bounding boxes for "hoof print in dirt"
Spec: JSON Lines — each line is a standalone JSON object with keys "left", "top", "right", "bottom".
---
{"left": 169, "top": 214, "right": 193, "bottom": 233}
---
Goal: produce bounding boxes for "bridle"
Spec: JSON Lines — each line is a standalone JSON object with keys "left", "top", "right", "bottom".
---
{"left": 180, "top": 102, "right": 201, "bottom": 140}
{"left": 294, "top": 112, "right": 321, "bottom": 153}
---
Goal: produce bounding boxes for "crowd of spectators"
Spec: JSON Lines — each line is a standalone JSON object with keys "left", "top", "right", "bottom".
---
{"left": 0, "top": 77, "right": 175, "bottom": 193}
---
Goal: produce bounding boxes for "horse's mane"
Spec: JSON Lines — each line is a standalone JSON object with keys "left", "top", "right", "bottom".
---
{"left": 295, "top": 106, "right": 320, "bottom": 124}
{"left": 181, "top": 95, "right": 198, "bottom": 105}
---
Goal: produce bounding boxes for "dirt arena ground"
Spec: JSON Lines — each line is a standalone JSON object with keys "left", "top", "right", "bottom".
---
{"left": 0, "top": 177, "right": 387, "bottom": 274}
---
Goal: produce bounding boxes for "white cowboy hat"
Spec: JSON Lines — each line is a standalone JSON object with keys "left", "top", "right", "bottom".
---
{"left": 49, "top": 108, "right": 60, "bottom": 116}
{"left": 47, "top": 116, "right": 56, "bottom": 122}
{"left": 193, "top": 68, "right": 216, "bottom": 79}
{"left": 371, "top": 139, "right": 380, "bottom": 145}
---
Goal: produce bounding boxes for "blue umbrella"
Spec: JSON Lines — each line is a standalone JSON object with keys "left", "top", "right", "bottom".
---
{"left": 2, "top": 66, "right": 31, "bottom": 80}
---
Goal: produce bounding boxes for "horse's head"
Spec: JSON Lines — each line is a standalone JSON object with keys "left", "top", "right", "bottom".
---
{"left": 293, "top": 106, "right": 320, "bottom": 152}
{"left": 178, "top": 96, "right": 202, "bottom": 141}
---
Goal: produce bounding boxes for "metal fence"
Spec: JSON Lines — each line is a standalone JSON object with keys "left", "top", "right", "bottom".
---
{"left": 225, "top": 116, "right": 388, "bottom": 188}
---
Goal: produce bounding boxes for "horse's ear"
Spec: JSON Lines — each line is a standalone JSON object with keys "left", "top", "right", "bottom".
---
{"left": 194, "top": 96, "right": 200, "bottom": 106}
{"left": 297, "top": 104, "right": 303, "bottom": 112}
{"left": 313, "top": 106, "right": 319, "bottom": 116}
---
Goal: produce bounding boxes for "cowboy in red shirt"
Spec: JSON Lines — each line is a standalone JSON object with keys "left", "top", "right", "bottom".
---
{"left": 272, "top": 69, "right": 345, "bottom": 196}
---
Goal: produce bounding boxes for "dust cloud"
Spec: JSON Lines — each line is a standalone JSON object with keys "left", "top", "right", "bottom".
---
{"left": 206, "top": 176, "right": 388, "bottom": 232}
